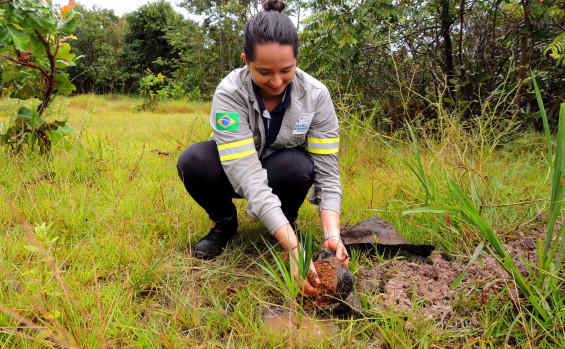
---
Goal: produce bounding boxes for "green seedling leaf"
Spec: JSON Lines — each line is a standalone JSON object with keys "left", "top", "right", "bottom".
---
{"left": 451, "top": 241, "right": 483, "bottom": 289}
{"left": 44, "top": 310, "right": 61, "bottom": 320}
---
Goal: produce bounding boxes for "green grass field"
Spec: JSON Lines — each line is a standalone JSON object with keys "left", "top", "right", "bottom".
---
{"left": 0, "top": 94, "right": 561, "bottom": 347}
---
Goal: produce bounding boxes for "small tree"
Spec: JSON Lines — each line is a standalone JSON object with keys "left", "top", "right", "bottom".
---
{"left": 0, "top": 0, "right": 80, "bottom": 154}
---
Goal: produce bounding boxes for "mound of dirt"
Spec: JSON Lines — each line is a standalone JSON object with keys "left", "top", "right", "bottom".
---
{"left": 356, "top": 228, "right": 547, "bottom": 320}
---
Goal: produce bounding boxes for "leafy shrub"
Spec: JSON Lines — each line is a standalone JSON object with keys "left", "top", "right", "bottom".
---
{"left": 0, "top": 0, "right": 79, "bottom": 154}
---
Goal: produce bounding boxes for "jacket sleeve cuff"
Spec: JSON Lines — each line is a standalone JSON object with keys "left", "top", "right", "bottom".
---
{"left": 262, "top": 208, "right": 290, "bottom": 235}
{"left": 320, "top": 192, "right": 341, "bottom": 215}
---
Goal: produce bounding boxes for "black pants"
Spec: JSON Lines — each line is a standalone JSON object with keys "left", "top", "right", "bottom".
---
{"left": 177, "top": 140, "right": 314, "bottom": 225}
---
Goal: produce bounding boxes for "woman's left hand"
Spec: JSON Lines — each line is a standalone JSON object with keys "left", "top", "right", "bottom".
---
{"left": 324, "top": 237, "right": 349, "bottom": 268}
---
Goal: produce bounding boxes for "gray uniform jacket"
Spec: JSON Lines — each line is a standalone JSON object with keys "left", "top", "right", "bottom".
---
{"left": 210, "top": 66, "right": 341, "bottom": 234}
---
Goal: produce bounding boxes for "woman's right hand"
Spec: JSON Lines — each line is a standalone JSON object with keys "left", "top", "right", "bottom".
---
{"left": 274, "top": 223, "right": 320, "bottom": 297}
{"left": 290, "top": 249, "right": 320, "bottom": 297}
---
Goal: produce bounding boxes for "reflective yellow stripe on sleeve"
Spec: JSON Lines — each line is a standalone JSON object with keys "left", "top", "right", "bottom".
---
{"left": 305, "top": 137, "right": 339, "bottom": 155}
{"left": 217, "top": 138, "right": 256, "bottom": 161}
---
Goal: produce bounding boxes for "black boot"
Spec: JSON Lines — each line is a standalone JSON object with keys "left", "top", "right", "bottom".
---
{"left": 194, "top": 218, "right": 237, "bottom": 259}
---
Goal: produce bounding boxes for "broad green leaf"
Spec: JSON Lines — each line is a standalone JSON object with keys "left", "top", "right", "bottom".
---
{"left": 6, "top": 24, "right": 29, "bottom": 51}
{"left": 57, "top": 11, "right": 79, "bottom": 33}
{"left": 2, "top": 67, "right": 34, "bottom": 83}
{"left": 17, "top": 107, "right": 38, "bottom": 124}
{"left": 11, "top": 82, "right": 40, "bottom": 100}
{"left": 1, "top": 65, "right": 19, "bottom": 82}
{"left": 54, "top": 125, "right": 72, "bottom": 135}
{"left": 55, "top": 42, "right": 75, "bottom": 62}
{"left": 52, "top": 118, "right": 68, "bottom": 128}
{"left": 0, "top": 27, "right": 11, "bottom": 45}
{"left": 54, "top": 72, "right": 75, "bottom": 95}
{"left": 47, "top": 126, "right": 72, "bottom": 145}
{"left": 25, "top": 11, "right": 57, "bottom": 32}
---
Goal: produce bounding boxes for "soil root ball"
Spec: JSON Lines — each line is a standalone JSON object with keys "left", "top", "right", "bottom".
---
{"left": 305, "top": 248, "right": 354, "bottom": 308}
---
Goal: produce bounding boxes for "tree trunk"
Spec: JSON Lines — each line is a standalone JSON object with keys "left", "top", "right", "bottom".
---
{"left": 198, "top": 44, "right": 202, "bottom": 70}
{"left": 439, "top": 0, "right": 456, "bottom": 100}
{"left": 219, "top": 27, "right": 224, "bottom": 73}
{"left": 227, "top": 26, "right": 232, "bottom": 70}
{"left": 458, "top": 0, "right": 465, "bottom": 66}
{"left": 515, "top": 0, "right": 531, "bottom": 112}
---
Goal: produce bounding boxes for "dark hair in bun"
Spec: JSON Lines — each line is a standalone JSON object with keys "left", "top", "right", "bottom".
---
{"left": 263, "top": 0, "right": 285, "bottom": 12}
{"left": 243, "top": 0, "right": 298, "bottom": 62}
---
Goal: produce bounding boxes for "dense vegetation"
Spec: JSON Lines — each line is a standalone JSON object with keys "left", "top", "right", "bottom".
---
{"left": 7, "top": 0, "right": 560, "bottom": 128}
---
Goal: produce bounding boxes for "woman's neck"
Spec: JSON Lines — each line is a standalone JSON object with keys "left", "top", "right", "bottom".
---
{"left": 259, "top": 91, "right": 284, "bottom": 113}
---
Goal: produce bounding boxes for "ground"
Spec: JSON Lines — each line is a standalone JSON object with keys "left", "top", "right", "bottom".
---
{"left": 0, "top": 94, "right": 562, "bottom": 348}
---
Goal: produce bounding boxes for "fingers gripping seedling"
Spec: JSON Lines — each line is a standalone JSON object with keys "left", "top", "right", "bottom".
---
{"left": 255, "top": 229, "right": 318, "bottom": 300}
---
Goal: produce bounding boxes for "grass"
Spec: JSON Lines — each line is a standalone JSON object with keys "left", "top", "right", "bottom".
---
{"left": 0, "top": 94, "right": 562, "bottom": 347}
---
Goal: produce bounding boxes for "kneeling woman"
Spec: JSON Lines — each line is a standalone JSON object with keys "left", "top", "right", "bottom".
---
{"left": 177, "top": 0, "right": 348, "bottom": 296}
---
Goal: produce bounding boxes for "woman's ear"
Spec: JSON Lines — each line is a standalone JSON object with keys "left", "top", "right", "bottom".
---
{"left": 241, "top": 53, "right": 248, "bottom": 65}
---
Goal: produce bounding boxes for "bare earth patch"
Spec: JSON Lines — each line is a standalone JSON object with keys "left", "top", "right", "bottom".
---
{"left": 356, "top": 228, "right": 546, "bottom": 320}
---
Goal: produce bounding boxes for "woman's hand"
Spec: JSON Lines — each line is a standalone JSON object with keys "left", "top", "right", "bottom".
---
{"left": 320, "top": 209, "right": 349, "bottom": 268}
{"left": 324, "top": 237, "right": 349, "bottom": 268}
{"left": 273, "top": 223, "right": 320, "bottom": 297}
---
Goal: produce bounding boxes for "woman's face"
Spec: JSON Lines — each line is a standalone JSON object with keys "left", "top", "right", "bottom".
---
{"left": 244, "top": 43, "right": 296, "bottom": 99}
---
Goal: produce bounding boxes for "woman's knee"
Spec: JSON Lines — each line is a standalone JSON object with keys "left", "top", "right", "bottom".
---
{"left": 177, "top": 141, "right": 220, "bottom": 181}
{"left": 265, "top": 148, "right": 314, "bottom": 184}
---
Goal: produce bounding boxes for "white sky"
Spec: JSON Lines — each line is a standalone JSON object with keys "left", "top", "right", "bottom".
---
{"left": 52, "top": 0, "right": 190, "bottom": 17}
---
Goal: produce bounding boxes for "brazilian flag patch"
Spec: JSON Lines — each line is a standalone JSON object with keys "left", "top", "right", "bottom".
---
{"left": 216, "top": 113, "right": 240, "bottom": 131}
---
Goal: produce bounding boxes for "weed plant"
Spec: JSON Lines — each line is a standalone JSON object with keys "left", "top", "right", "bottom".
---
{"left": 0, "top": 94, "right": 563, "bottom": 347}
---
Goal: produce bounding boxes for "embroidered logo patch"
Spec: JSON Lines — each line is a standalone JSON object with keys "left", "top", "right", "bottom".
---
{"left": 292, "top": 112, "right": 314, "bottom": 135}
{"left": 216, "top": 113, "right": 239, "bottom": 131}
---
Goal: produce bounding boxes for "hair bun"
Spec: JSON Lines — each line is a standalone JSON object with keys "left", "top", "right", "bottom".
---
{"left": 262, "top": 0, "right": 285, "bottom": 12}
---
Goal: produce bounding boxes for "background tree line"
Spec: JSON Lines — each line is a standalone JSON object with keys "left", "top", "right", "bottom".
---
{"left": 8, "top": 0, "right": 564, "bottom": 127}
